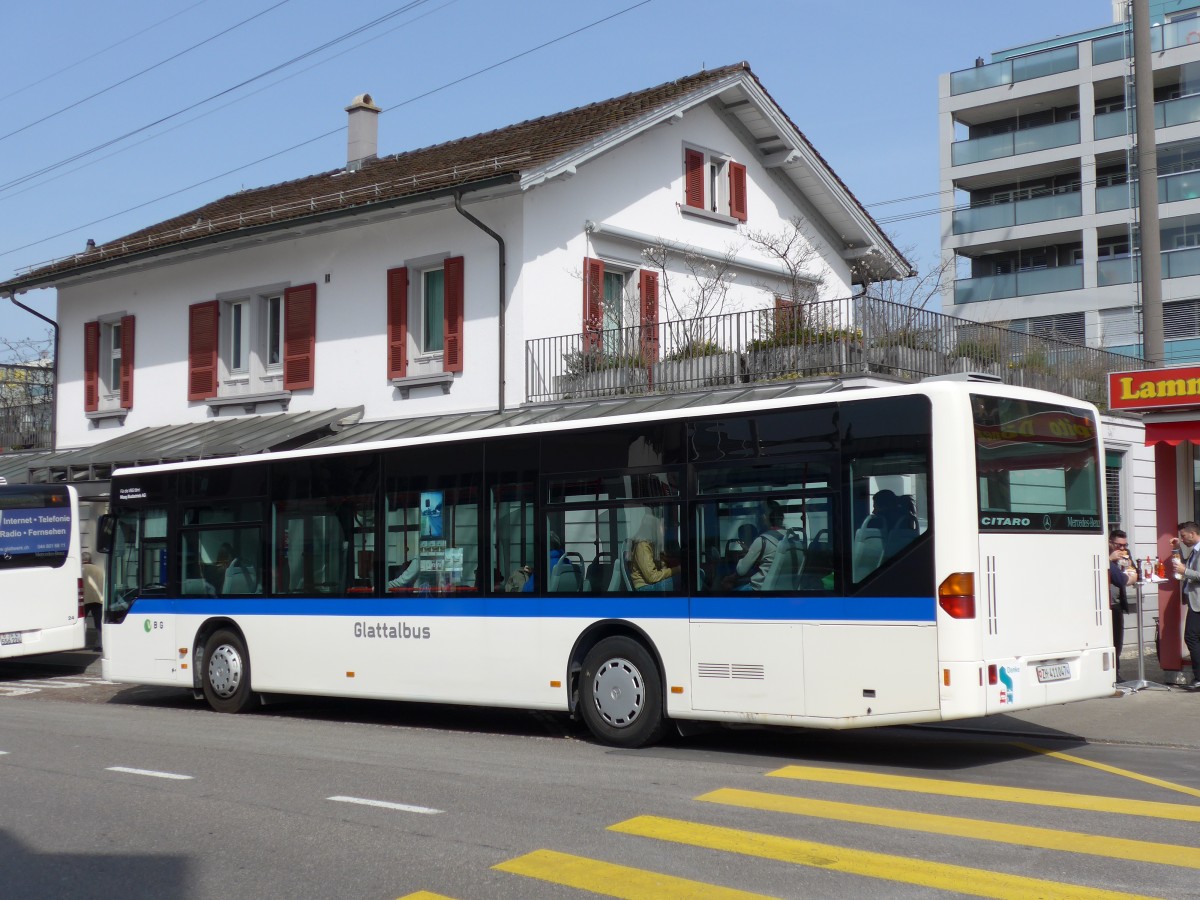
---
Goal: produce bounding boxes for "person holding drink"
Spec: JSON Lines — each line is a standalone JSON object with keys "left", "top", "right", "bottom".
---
{"left": 1108, "top": 529, "right": 1135, "bottom": 680}
{"left": 1170, "top": 521, "right": 1200, "bottom": 690}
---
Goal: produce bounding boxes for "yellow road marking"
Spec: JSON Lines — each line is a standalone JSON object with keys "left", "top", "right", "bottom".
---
{"left": 611, "top": 815, "right": 1159, "bottom": 900}
{"left": 700, "top": 787, "right": 1200, "bottom": 869}
{"left": 494, "top": 848, "right": 775, "bottom": 899}
{"left": 1015, "top": 742, "right": 1200, "bottom": 800}
{"left": 769, "top": 764, "right": 1200, "bottom": 820}
{"left": 398, "top": 893, "right": 457, "bottom": 900}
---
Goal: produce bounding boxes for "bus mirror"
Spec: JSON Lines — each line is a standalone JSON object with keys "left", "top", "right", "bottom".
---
{"left": 96, "top": 515, "right": 115, "bottom": 555}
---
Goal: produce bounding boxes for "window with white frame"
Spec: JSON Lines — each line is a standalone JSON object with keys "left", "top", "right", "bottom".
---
{"left": 683, "top": 145, "right": 747, "bottom": 222}
{"left": 221, "top": 291, "right": 285, "bottom": 388}
{"left": 83, "top": 313, "right": 134, "bottom": 414}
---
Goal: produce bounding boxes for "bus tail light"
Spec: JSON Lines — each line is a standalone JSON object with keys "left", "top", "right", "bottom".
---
{"left": 938, "top": 572, "right": 975, "bottom": 619}
{"left": 77, "top": 578, "right": 84, "bottom": 619}
{"left": 988, "top": 664, "right": 998, "bottom": 685}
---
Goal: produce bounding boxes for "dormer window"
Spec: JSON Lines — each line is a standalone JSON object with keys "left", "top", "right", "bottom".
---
{"left": 683, "top": 146, "right": 747, "bottom": 222}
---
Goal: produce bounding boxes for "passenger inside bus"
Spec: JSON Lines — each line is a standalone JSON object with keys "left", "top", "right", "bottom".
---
{"left": 629, "top": 518, "right": 679, "bottom": 592}
{"left": 725, "top": 501, "right": 788, "bottom": 591}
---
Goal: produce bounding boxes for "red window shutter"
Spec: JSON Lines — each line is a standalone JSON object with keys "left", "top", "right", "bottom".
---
{"left": 582, "top": 257, "right": 604, "bottom": 353}
{"left": 187, "top": 301, "right": 219, "bottom": 400}
{"left": 284, "top": 283, "right": 317, "bottom": 390}
{"left": 684, "top": 149, "right": 705, "bottom": 209}
{"left": 119, "top": 314, "right": 135, "bottom": 409}
{"left": 728, "top": 161, "right": 748, "bottom": 222}
{"left": 386, "top": 266, "right": 409, "bottom": 379}
{"left": 639, "top": 269, "right": 659, "bottom": 362}
{"left": 442, "top": 256, "right": 464, "bottom": 374}
{"left": 83, "top": 321, "right": 99, "bottom": 412}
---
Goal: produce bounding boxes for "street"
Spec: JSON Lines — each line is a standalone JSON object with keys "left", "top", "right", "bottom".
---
{"left": 0, "top": 652, "right": 1197, "bottom": 899}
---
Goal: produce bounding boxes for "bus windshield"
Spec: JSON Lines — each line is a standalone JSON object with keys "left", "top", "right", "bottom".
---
{"left": 973, "top": 394, "right": 1102, "bottom": 533}
{"left": 0, "top": 485, "right": 73, "bottom": 569}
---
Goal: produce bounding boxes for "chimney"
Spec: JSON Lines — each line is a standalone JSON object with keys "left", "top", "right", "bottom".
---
{"left": 345, "top": 93, "right": 381, "bottom": 171}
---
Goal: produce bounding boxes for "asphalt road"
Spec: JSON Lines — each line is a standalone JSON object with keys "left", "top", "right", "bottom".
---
{"left": 1, "top": 652, "right": 1197, "bottom": 900}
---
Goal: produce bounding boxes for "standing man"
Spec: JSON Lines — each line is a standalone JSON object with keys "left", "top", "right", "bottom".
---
{"left": 81, "top": 550, "right": 105, "bottom": 649}
{"left": 1107, "top": 529, "right": 1134, "bottom": 681}
{"left": 1171, "top": 521, "right": 1200, "bottom": 690}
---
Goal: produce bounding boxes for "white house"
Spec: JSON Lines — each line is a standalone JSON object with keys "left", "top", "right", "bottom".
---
{"left": 0, "top": 62, "right": 908, "bottom": 468}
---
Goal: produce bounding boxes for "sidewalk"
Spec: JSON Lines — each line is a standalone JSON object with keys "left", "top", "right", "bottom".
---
{"left": 944, "top": 641, "right": 1200, "bottom": 749}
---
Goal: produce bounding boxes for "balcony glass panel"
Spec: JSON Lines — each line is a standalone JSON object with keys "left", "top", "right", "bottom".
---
{"left": 954, "top": 273, "right": 1016, "bottom": 304}
{"left": 1013, "top": 119, "right": 1080, "bottom": 155}
{"left": 952, "top": 120, "right": 1079, "bottom": 166}
{"left": 1162, "top": 93, "right": 1200, "bottom": 129}
{"left": 950, "top": 60, "right": 1012, "bottom": 95}
{"left": 1016, "top": 265, "right": 1083, "bottom": 296}
{"left": 1095, "top": 182, "right": 1133, "bottom": 212}
{"left": 1164, "top": 246, "right": 1200, "bottom": 278}
{"left": 1012, "top": 45, "right": 1077, "bottom": 82}
{"left": 953, "top": 203, "right": 1014, "bottom": 234}
{"left": 1097, "top": 257, "right": 1137, "bottom": 286}
{"left": 1093, "top": 109, "right": 1130, "bottom": 140}
{"left": 1163, "top": 19, "right": 1200, "bottom": 51}
{"left": 952, "top": 132, "right": 1014, "bottom": 166}
{"left": 1015, "top": 191, "right": 1082, "bottom": 225}
{"left": 1162, "top": 170, "right": 1200, "bottom": 203}
{"left": 1091, "top": 33, "right": 1128, "bottom": 65}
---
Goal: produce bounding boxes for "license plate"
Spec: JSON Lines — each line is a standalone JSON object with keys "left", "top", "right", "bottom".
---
{"left": 0, "top": 631, "right": 23, "bottom": 646}
{"left": 1036, "top": 663, "right": 1071, "bottom": 683}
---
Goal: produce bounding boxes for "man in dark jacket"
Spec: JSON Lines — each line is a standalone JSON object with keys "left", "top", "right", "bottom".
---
{"left": 1108, "top": 529, "right": 1134, "bottom": 680}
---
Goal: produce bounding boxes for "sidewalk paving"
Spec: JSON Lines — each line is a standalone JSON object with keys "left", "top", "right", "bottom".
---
{"left": 945, "top": 642, "right": 1200, "bottom": 749}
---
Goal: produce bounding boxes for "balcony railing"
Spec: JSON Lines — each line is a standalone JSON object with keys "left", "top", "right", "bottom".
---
{"left": 953, "top": 190, "right": 1082, "bottom": 234}
{"left": 952, "top": 120, "right": 1080, "bottom": 167}
{"left": 0, "top": 401, "right": 52, "bottom": 452}
{"left": 954, "top": 265, "right": 1084, "bottom": 303}
{"left": 524, "top": 295, "right": 1142, "bottom": 409}
{"left": 1093, "top": 18, "right": 1200, "bottom": 65}
{"left": 1096, "top": 168, "right": 1200, "bottom": 212}
{"left": 950, "top": 44, "right": 1078, "bottom": 95}
{"left": 1096, "top": 245, "right": 1200, "bottom": 286}
{"left": 1093, "top": 93, "right": 1200, "bottom": 141}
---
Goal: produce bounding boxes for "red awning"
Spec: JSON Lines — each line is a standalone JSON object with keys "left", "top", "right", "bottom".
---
{"left": 1145, "top": 420, "right": 1200, "bottom": 445}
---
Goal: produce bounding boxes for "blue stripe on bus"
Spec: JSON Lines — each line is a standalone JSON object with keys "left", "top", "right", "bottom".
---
{"left": 123, "top": 594, "right": 936, "bottom": 622}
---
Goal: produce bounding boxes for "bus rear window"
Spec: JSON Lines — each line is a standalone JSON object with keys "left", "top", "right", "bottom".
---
{"left": 0, "top": 486, "right": 72, "bottom": 569}
{"left": 973, "top": 395, "right": 1102, "bottom": 533}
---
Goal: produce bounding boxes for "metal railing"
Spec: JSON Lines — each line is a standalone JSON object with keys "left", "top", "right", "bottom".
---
{"left": 0, "top": 400, "right": 52, "bottom": 452}
{"left": 525, "top": 295, "right": 1144, "bottom": 408}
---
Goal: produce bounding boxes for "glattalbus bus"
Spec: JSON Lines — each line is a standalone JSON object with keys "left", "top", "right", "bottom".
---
{"left": 97, "top": 377, "right": 1113, "bottom": 746}
{"left": 0, "top": 482, "right": 86, "bottom": 658}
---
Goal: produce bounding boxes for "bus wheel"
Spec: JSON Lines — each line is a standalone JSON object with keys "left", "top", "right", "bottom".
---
{"left": 202, "top": 629, "right": 256, "bottom": 714}
{"left": 580, "top": 636, "right": 667, "bottom": 748}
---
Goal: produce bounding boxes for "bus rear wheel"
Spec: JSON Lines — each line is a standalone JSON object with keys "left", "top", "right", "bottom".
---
{"left": 579, "top": 636, "right": 667, "bottom": 748}
{"left": 202, "top": 629, "right": 257, "bottom": 714}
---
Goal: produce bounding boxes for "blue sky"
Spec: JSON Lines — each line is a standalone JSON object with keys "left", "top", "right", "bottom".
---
{"left": 0, "top": 0, "right": 1106, "bottom": 353}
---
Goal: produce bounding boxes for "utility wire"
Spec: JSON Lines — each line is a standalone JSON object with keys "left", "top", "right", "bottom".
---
{"left": 0, "top": 0, "right": 294, "bottom": 144}
{"left": 2, "top": 0, "right": 659, "bottom": 264}
{"left": 0, "top": 0, "right": 210, "bottom": 106}
{"left": 0, "top": 0, "right": 439, "bottom": 197}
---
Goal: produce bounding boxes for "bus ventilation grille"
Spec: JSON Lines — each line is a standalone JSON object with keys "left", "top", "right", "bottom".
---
{"left": 698, "top": 663, "right": 766, "bottom": 680}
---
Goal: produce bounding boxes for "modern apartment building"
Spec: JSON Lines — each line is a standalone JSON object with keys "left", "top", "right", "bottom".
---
{"left": 939, "top": 0, "right": 1200, "bottom": 364}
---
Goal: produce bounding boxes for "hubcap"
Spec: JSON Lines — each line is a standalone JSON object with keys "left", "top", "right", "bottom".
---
{"left": 208, "top": 644, "right": 243, "bottom": 699}
{"left": 592, "top": 657, "right": 643, "bottom": 728}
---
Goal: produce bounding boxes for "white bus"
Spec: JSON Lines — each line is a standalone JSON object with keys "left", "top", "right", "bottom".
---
{"left": 98, "top": 378, "right": 1113, "bottom": 746}
{"left": 0, "top": 483, "right": 86, "bottom": 658}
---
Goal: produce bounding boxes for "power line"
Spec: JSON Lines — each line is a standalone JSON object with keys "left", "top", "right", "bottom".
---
{"left": 0, "top": 0, "right": 295, "bottom": 145}
{"left": 0, "top": 0, "right": 439, "bottom": 198}
{"left": 0, "top": 1, "right": 210, "bottom": 107}
{"left": 2, "top": 0, "right": 660, "bottom": 265}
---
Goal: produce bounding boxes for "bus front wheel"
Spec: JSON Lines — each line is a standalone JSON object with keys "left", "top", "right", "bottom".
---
{"left": 579, "top": 636, "right": 667, "bottom": 748}
{"left": 202, "top": 629, "right": 257, "bottom": 714}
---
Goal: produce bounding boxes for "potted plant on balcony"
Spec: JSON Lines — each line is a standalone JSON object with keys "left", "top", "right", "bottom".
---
{"left": 952, "top": 330, "right": 1005, "bottom": 378}
{"left": 556, "top": 346, "right": 648, "bottom": 398}
{"left": 652, "top": 339, "right": 739, "bottom": 390}
{"left": 865, "top": 327, "right": 944, "bottom": 377}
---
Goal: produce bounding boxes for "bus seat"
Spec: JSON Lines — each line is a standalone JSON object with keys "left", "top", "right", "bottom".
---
{"left": 852, "top": 528, "right": 884, "bottom": 582}
{"left": 615, "top": 549, "right": 634, "bottom": 592}
{"left": 885, "top": 496, "right": 920, "bottom": 556}
{"left": 585, "top": 552, "right": 613, "bottom": 593}
{"left": 760, "top": 536, "right": 803, "bottom": 591}
{"left": 222, "top": 564, "right": 258, "bottom": 595}
{"left": 182, "top": 577, "right": 217, "bottom": 597}
{"left": 547, "top": 555, "right": 581, "bottom": 593}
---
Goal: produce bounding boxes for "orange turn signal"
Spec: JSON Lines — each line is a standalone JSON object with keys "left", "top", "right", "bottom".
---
{"left": 938, "top": 572, "right": 976, "bottom": 619}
